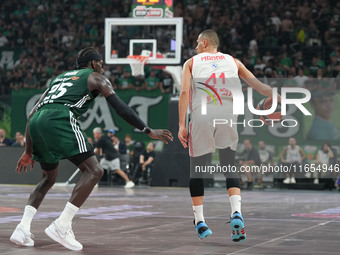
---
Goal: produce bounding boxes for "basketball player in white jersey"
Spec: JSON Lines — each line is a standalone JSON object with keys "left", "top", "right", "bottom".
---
{"left": 280, "top": 137, "right": 306, "bottom": 184}
{"left": 178, "top": 30, "right": 279, "bottom": 242}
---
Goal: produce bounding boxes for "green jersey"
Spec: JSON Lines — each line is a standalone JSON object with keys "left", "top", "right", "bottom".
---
{"left": 38, "top": 68, "right": 95, "bottom": 118}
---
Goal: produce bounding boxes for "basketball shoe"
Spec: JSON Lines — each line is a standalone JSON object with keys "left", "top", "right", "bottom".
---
{"left": 194, "top": 220, "right": 212, "bottom": 240}
{"left": 10, "top": 224, "right": 34, "bottom": 247}
{"left": 45, "top": 220, "right": 83, "bottom": 251}
{"left": 230, "top": 211, "right": 246, "bottom": 242}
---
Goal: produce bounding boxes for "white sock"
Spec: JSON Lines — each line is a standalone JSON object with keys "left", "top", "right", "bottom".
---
{"left": 56, "top": 202, "right": 79, "bottom": 228}
{"left": 19, "top": 205, "right": 37, "bottom": 229}
{"left": 229, "top": 195, "right": 241, "bottom": 217}
{"left": 193, "top": 205, "right": 205, "bottom": 225}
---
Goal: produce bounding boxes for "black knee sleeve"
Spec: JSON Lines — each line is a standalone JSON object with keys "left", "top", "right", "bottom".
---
{"left": 189, "top": 178, "right": 204, "bottom": 197}
{"left": 219, "top": 147, "right": 240, "bottom": 189}
{"left": 189, "top": 154, "right": 211, "bottom": 196}
{"left": 226, "top": 177, "right": 241, "bottom": 189}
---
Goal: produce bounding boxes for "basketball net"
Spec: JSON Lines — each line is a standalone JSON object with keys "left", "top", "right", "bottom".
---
{"left": 127, "top": 55, "right": 149, "bottom": 77}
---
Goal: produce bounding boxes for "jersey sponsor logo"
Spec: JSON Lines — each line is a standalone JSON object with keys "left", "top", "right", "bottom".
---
{"left": 64, "top": 71, "right": 79, "bottom": 76}
{"left": 54, "top": 77, "right": 71, "bottom": 83}
{"left": 196, "top": 81, "right": 222, "bottom": 106}
{"left": 200, "top": 55, "right": 226, "bottom": 62}
{"left": 71, "top": 76, "right": 80, "bottom": 80}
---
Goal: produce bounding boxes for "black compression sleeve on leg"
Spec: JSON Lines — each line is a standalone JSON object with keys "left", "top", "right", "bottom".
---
{"left": 106, "top": 93, "right": 147, "bottom": 131}
{"left": 219, "top": 147, "right": 241, "bottom": 189}
{"left": 226, "top": 178, "right": 240, "bottom": 189}
{"left": 189, "top": 178, "right": 204, "bottom": 197}
{"left": 189, "top": 154, "right": 211, "bottom": 197}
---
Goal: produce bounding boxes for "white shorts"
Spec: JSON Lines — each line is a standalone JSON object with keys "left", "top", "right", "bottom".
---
{"left": 100, "top": 157, "right": 121, "bottom": 171}
{"left": 188, "top": 100, "right": 239, "bottom": 157}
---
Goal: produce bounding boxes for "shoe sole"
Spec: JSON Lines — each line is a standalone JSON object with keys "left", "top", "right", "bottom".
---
{"left": 10, "top": 236, "right": 34, "bottom": 247}
{"left": 231, "top": 218, "right": 246, "bottom": 242}
{"left": 198, "top": 229, "right": 213, "bottom": 240}
{"left": 45, "top": 226, "right": 83, "bottom": 251}
{"left": 124, "top": 184, "right": 135, "bottom": 188}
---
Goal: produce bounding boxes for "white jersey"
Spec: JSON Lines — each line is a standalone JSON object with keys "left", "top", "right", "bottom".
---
{"left": 190, "top": 52, "right": 242, "bottom": 112}
{"left": 188, "top": 52, "right": 242, "bottom": 157}
{"left": 286, "top": 145, "right": 302, "bottom": 163}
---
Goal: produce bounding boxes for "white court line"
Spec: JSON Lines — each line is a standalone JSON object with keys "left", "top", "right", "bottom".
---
{"left": 227, "top": 219, "right": 338, "bottom": 255}
{"left": 4, "top": 218, "right": 201, "bottom": 254}
{"left": 4, "top": 216, "right": 338, "bottom": 254}
{"left": 145, "top": 215, "right": 340, "bottom": 223}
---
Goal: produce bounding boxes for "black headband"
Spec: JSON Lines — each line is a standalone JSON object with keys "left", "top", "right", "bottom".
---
{"left": 77, "top": 52, "right": 103, "bottom": 64}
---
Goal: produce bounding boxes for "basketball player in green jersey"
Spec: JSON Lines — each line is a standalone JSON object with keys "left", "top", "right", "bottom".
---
{"left": 10, "top": 47, "right": 173, "bottom": 251}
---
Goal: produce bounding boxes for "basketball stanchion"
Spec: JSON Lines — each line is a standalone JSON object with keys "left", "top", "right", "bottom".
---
{"left": 53, "top": 168, "right": 80, "bottom": 187}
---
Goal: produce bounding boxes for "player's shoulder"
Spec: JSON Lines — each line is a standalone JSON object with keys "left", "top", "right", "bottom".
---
{"left": 89, "top": 71, "right": 110, "bottom": 84}
{"left": 184, "top": 57, "right": 193, "bottom": 65}
{"left": 183, "top": 58, "right": 193, "bottom": 72}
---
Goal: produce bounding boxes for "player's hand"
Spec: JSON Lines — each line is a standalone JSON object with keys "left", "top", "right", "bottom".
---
{"left": 178, "top": 126, "right": 188, "bottom": 148}
{"left": 148, "top": 129, "right": 173, "bottom": 144}
{"left": 16, "top": 152, "right": 34, "bottom": 174}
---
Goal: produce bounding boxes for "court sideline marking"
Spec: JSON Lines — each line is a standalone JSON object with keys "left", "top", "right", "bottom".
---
{"left": 227, "top": 218, "right": 339, "bottom": 255}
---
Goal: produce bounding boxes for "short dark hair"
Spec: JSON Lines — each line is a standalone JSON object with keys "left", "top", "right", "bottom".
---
{"left": 199, "top": 29, "right": 219, "bottom": 47}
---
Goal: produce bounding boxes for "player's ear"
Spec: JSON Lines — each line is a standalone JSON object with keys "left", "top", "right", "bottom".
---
{"left": 203, "top": 39, "right": 208, "bottom": 48}
{"left": 91, "top": 60, "right": 96, "bottom": 69}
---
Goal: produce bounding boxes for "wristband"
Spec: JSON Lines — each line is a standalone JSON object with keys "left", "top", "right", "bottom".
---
{"left": 142, "top": 127, "right": 151, "bottom": 134}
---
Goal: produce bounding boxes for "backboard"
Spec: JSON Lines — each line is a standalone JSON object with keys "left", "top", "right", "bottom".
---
{"left": 104, "top": 18, "right": 183, "bottom": 65}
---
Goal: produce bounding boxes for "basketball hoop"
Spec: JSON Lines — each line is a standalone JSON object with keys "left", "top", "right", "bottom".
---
{"left": 127, "top": 55, "right": 149, "bottom": 77}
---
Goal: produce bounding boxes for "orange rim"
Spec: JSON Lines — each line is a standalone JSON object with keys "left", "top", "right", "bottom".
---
{"left": 127, "top": 55, "right": 149, "bottom": 63}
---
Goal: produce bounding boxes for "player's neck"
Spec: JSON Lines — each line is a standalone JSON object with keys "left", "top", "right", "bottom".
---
{"left": 202, "top": 46, "right": 218, "bottom": 54}
{"left": 204, "top": 49, "right": 218, "bottom": 54}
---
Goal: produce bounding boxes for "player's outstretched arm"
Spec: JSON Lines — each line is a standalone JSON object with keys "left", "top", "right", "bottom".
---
{"left": 178, "top": 59, "right": 192, "bottom": 148}
{"left": 17, "top": 88, "right": 50, "bottom": 174}
{"left": 236, "top": 59, "right": 281, "bottom": 102}
{"left": 88, "top": 72, "right": 173, "bottom": 144}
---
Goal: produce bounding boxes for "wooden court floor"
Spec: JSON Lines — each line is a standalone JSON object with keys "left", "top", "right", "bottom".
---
{"left": 0, "top": 184, "right": 339, "bottom": 255}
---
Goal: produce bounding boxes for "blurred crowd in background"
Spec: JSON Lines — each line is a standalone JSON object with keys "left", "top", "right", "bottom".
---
{"left": 1, "top": 0, "right": 340, "bottom": 189}
{"left": 0, "top": 0, "right": 340, "bottom": 95}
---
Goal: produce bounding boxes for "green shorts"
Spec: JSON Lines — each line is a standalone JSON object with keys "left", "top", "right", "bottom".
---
{"left": 29, "top": 104, "right": 93, "bottom": 164}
